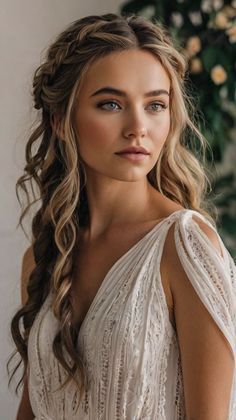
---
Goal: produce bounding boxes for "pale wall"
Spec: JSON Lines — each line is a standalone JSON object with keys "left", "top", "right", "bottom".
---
{"left": 0, "top": 0, "right": 123, "bottom": 417}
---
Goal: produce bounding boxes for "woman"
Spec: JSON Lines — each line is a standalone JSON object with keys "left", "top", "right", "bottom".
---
{"left": 8, "top": 13, "right": 236, "bottom": 419}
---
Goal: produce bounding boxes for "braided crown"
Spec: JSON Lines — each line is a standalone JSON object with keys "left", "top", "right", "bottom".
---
{"left": 32, "top": 13, "right": 186, "bottom": 112}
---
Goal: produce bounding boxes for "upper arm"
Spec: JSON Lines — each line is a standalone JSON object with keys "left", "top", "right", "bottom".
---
{"left": 164, "top": 217, "right": 234, "bottom": 419}
{"left": 21, "top": 245, "right": 35, "bottom": 306}
{"left": 16, "top": 373, "right": 35, "bottom": 420}
{"left": 16, "top": 246, "right": 36, "bottom": 420}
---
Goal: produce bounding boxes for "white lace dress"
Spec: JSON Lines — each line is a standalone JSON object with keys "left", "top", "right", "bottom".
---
{"left": 27, "top": 209, "right": 236, "bottom": 419}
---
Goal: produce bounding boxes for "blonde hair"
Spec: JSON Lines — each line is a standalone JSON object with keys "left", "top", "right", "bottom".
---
{"left": 8, "top": 12, "right": 215, "bottom": 406}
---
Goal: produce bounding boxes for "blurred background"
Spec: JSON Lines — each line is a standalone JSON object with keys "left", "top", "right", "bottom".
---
{"left": 0, "top": 0, "right": 235, "bottom": 418}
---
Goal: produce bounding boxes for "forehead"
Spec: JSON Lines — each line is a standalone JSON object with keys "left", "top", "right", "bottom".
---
{"left": 78, "top": 49, "right": 171, "bottom": 98}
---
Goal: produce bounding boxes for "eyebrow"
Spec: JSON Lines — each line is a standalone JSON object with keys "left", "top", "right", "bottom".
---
{"left": 90, "top": 86, "right": 170, "bottom": 98}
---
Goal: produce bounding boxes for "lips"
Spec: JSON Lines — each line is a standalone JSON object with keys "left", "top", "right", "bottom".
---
{"left": 118, "top": 153, "right": 145, "bottom": 155}
{"left": 116, "top": 146, "right": 150, "bottom": 155}
{"left": 116, "top": 152, "right": 149, "bottom": 162}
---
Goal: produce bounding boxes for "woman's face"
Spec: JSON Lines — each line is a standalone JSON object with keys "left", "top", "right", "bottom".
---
{"left": 74, "top": 49, "right": 171, "bottom": 182}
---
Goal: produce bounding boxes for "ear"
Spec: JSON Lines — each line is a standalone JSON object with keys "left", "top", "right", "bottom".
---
{"left": 50, "top": 113, "right": 65, "bottom": 140}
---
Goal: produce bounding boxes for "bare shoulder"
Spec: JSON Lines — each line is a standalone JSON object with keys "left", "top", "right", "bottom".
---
{"left": 21, "top": 245, "right": 36, "bottom": 306}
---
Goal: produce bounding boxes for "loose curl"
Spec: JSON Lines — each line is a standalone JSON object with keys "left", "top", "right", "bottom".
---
{"left": 8, "top": 12, "right": 215, "bottom": 407}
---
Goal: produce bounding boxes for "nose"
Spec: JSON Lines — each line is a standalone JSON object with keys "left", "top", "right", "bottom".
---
{"left": 122, "top": 110, "right": 148, "bottom": 139}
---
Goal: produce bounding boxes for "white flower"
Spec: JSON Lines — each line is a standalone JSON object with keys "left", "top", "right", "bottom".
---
{"left": 201, "top": 0, "right": 213, "bottom": 13}
{"left": 213, "top": 0, "right": 224, "bottom": 11}
{"left": 201, "top": 0, "right": 223, "bottom": 13}
{"left": 188, "top": 11, "right": 203, "bottom": 26}
{"left": 219, "top": 86, "right": 228, "bottom": 99}
{"left": 211, "top": 65, "right": 227, "bottom": 85}
{"left": 171, "top": 12, "right": 184, "bottom": 28}
{"left": 141, "top": 6, "right": 156, "bottom": 20}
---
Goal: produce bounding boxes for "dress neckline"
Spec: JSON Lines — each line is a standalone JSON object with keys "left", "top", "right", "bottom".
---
{"left": 76, "top": 208, "right": 187, "bottom": 340}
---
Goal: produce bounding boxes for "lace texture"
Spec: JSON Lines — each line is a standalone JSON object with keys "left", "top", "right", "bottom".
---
{"left": 27, "top": 209, "right": 236, "bottom": 419}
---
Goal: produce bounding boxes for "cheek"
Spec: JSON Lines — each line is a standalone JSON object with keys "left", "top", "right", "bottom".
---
{"left": 162, "top": 117, "right": 171, "bottom": 139}
{"left": 75, "top": 112, "right": 112, "bottom": 150}
{"left": 152, "top": 114, "right": 170, "bottom": 145}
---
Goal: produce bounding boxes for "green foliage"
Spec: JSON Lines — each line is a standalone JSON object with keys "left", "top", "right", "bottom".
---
{"left": 120, "top": 0, "right": 236, "bottom": 256}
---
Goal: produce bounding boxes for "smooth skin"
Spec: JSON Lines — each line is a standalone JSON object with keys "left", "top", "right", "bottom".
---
{"left": 16, "top": 49, "right": 234, "bottom": 419}
{"left": 73, "top": 48, "right": 174, "bottom": 240}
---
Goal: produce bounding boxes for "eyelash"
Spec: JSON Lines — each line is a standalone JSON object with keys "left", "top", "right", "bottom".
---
{"left": 96, "top": 100, "right": 168, "bottom": 112}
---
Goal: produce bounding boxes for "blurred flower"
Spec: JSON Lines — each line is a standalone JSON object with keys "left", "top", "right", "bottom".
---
{"left": 141, "top": 6, "right": 156, "bottom": 19}
{"left": 188, "top": 11, "right": 203, "bottom": 26}
{"left": 201, "top": 0, "right": 213, "bottom": 13}
{"left": 219, "top": 86, "right": 228, "bottom": 99}
{"left": 185, "top": 36, "right": 202, "bottom": 57}
{"left": 211, "top": 65, "right": 228, "bottom": 84}
{"left": 190, "top": 58, "right": 203, "bottom": 73}
{"left": 213, "top": 0, "right": 224, "bottom": 11}
{"left": 171, "top": 12, "right": 184, "bottom": 28}
{"left": 215, "top": 11, "right": 230, "bottom": 29}
{"left": 226, "top": 23, "right": 236, "bottom": 43}
{"left": 201, "top": 0, "right": 226, "bottom": 14}
{"left": 222, "top": 5, "right": 236, "bottom": 18}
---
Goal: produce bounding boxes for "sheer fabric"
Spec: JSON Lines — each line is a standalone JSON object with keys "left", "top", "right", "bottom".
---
{"left": 27, "top": 209, "right": 236, "bottom": 419}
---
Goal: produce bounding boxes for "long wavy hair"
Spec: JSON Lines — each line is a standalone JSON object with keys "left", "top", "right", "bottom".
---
{"left": 8, "top": 12, "right": 215, "bottom": 404}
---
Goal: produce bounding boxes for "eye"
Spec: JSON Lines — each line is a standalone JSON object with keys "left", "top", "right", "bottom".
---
{"left": 147, "top": 102, "right": 168, "bottom": 112}
{"left": 96, "top": 100, "right": 168, "bottom": 112}
{"left": 96, "top": 101, "right": 121, "bottom": 111}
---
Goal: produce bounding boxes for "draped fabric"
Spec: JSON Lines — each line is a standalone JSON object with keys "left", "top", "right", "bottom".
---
{"left": 27, "top": 209, "right": 236, "bottom": 419}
